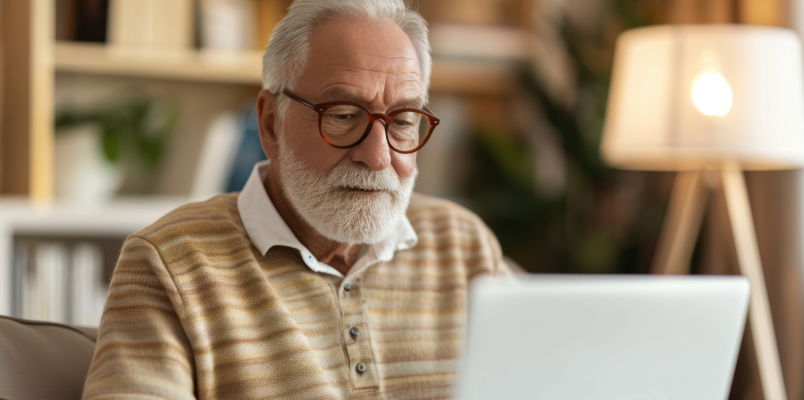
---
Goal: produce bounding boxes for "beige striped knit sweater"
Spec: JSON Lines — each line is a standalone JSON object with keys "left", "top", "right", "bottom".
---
{"left": 82, "top": 192, "right": 509, "bottom": 399}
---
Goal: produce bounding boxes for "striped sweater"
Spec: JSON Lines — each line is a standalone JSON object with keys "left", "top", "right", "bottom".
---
{"left": 82, "top": 193, "right": 509, "bottom": 399}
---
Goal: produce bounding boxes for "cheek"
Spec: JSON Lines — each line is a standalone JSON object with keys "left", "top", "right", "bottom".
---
{"left": 392, "top": 153, "right": 417, "bottom": 179}
{"left": 284, "top": 114, "right": 346, "bottom": 171}
{"left": 299, "top": 148, "right": 347, "bottom": 171}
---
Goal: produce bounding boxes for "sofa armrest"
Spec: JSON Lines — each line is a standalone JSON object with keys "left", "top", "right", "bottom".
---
{"left": 0, "top": 315, "right": 97, "bottom": 400}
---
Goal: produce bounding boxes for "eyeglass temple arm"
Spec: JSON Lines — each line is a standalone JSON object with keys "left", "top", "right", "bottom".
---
{"left": 279, "top": 90, "right": 317, "bottom": 111}
{"left": 423, "top": 104, "right": 436, "bottom": 116}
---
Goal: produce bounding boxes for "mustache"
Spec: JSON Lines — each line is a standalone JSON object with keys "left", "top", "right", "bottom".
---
{"left": 324, "top": 163, "right": 405, "bottom": 192}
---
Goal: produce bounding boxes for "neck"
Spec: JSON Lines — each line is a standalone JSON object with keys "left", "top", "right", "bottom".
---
{"left": 263, "top": 163, "right": 361, "bottom": 275}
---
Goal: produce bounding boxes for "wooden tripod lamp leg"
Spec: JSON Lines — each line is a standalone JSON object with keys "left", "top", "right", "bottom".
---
{"left": 722, "top": 167, "right": 787, "bottom": 400}
{"left": 651, "top": 171, "right": 709, "bottom": 275}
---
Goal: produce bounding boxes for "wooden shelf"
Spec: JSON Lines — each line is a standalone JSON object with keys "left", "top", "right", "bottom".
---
{"left": 0, "top": 195, "right": 192, "bottom": 315}
{"left": 29, "top": 22, "right": 532, "bottom": 206}
{"left": 0, "top": 196, "right": 193, "bottom": 236}
{"left": 54, "top": 24, "right": 532, "bottom": 92}
{"left": 429, "top": 23, "right": 531, "bottom": 61}
{"left": 55, "top": 42, "right": 264, "bottom": 85}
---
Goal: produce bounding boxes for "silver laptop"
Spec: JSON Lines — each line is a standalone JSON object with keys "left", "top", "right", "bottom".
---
{"left": 454, "top": 275, "right": 749, "bottom": 400}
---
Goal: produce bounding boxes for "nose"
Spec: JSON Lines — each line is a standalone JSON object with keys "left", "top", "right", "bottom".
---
{"left": 348, "top": 119, "right": 392, "bottom": 171}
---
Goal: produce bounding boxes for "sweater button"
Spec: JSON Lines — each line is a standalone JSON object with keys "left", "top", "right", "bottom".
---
{"left": 356, "top": 362, "right": 367, "bottom": 374}
{"left": 343, "top": 281, "right": 351, "bottom": 291}
{"left": 349, "top": 327, "right": 359, "bottom": 338}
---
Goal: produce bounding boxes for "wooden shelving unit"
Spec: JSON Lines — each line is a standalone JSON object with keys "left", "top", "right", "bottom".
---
{"left": 0, "top": 5, "right": 532, "bottom": 203}
{"left": 1, "top": 0, "right": 533, "bottom": 202}
{"left": 52, "top": 22, "right": 531, "bottom": 91}
{"left": 0, "top": 196, "right": 191, "bottom": 316}
{"left": 54, "top": 42, "right": 264, "bottom": 85}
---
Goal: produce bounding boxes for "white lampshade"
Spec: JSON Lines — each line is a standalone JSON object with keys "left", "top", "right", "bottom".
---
{"left": 601, "top": 24, "right": 804, "bottom": 171}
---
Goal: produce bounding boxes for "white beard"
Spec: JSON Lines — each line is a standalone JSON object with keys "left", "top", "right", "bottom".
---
{"left": 276, "top": 133, "right": 417, "bottom": 245}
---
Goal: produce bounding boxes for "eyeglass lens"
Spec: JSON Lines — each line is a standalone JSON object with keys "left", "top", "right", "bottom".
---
{"left": 322, "top": 105, "right": 430, "bottom": 151}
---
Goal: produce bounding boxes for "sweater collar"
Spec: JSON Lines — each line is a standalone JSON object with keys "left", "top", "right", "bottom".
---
{"left": 237, "top": 160, "right": 418, "bottom": 278}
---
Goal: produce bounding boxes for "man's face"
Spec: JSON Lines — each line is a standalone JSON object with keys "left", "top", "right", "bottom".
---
{"left": 272, "top": 15, "right": 423, "bottom": 244}
{"left": 284, "top": 15, "right": 422, "bottom": 178}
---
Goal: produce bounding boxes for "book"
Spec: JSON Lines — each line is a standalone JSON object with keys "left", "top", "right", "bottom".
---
{"left": 75, "top": 0, "right": 109, "bottom": 42}
{"left": 108, "top": 0, "right": 194, "bottom": 51}
{"left": 226, "top": 105, "right": 267, "bottom": 193}
{"left": 70, "top": 243, "right": 106, "bottom": 326}
{"left": 56, "top": 0, "right": 111, "bottom": 42}
{"left": 13, "top": 241, "right": 31, "bottom": 319}
{"left": 55, "top": 0, "right": 77, "bottom": 41}
{"left": 199, "top": 0, "right": 256, "bottom": 50}
{"left": 30, "top": 242, "right": 70, "bottom": 323}
{"left": 191, "top": 110, "right": 243, "bottom": 198}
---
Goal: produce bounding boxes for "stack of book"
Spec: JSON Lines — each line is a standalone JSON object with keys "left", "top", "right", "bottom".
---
{"left": 13, "top": 239, "right": 112, "bottom": 327}
{"left": 55, "top": 0, "right": 294, "bottom": 51}
{"left": 191, "top": 103, "right": 266, "bottom": 197}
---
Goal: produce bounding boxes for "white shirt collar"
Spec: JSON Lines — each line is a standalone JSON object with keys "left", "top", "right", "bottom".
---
{"left": 237, "top": 160, "right": 418, "bottom": 278}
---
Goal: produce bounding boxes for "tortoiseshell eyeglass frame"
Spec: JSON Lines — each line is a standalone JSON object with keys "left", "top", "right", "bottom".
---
{"left": 279, "top": 89, "right": 440, "bottom": 154}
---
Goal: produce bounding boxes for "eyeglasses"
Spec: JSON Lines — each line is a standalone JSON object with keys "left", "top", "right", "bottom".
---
{"left": 280, "top": 89, "right": 440, "bottom": 154}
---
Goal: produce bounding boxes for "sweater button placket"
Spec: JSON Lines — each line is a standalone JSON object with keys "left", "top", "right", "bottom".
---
{"left": 340, "top": 277, "right": 378, "bottom": 388}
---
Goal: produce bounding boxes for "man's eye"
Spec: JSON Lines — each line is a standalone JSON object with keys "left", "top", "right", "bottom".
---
{"left": 393, "top": 119, "right": 412, "bottom": 127}
{"left": 325, "top": 113, "right": 356, "bottom": 122}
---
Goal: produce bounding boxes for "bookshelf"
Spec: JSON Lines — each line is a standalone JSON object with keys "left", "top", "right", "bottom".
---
{"left": 1, "top": 0, "right": 532, "bottom": 202}
{"left": 53, "top": 23, "right": 531, "bottom": 88}
{"left": 54, "top": 42, "right": 264, "bottom": 85}
{"left": 0, "top": 197, "right": 189, "bottom": 319}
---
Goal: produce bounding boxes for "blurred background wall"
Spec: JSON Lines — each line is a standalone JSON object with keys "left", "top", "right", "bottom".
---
{"left": 0, "top": 0, "right": 803, "bottom": 398}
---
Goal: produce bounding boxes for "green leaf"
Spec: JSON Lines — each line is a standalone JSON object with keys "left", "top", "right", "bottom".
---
{"left": 101, "top": 129, "right": 121, "bottom": 163}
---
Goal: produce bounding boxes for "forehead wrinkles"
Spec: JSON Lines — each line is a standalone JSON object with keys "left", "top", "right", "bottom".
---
{"left": 301, "top": 16, "right": 423, "bottom": 108}
{"left": 316, "top": 52, "right": 420, "bottom": 85}
{"left": 312, "top": 61, "right": 422, "bottom": 109}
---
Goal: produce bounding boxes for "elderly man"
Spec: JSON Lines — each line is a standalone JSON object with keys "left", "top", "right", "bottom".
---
{"left": 82, "top": 0, "right": 511, "bottom": 399}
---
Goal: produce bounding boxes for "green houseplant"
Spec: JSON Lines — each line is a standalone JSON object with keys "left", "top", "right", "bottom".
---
{"left": 459, "top": 0, "right": 673, "bottom": 274}
{"left": 54, "top": 95, "right": 180, "bottom": 201}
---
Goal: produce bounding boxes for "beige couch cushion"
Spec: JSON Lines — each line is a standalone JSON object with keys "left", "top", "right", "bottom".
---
{"left": 0, "top": 315, "right": 98, "bottom": 400}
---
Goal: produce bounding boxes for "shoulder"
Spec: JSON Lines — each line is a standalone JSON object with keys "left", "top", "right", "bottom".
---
{"left": 133, "top": 193, "right": 244, "bottom": 244}
{"left": 407, "top": 193, "right": 489, "bottom": 230}
{"left": 405, "top": 194, "right": 508, "bottom": 277}
{"left": 406, "top": 193, "right": 498, "bottom": 246}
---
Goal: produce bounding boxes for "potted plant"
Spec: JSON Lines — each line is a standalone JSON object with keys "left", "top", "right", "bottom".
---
{"left": 54, "top": 95, "right": 180, "bottom": 203}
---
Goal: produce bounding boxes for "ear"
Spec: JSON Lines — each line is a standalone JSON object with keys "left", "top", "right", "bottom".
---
{"left": 256, "top": 89, "right": 279, "bottom": 161}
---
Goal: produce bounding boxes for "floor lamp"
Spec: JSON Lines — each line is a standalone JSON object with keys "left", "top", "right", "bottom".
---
{"left": 601, "top": 25, "right": 804, "bottom": 400}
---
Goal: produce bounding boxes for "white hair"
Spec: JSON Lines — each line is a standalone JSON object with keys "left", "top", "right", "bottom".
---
{"left": 262, "top": 0, "right": 432, "bottom": 115}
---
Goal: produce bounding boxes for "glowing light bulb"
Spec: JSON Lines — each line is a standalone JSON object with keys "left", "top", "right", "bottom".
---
{"left": 691, "top": 73, "right": 733, "bottom": 116}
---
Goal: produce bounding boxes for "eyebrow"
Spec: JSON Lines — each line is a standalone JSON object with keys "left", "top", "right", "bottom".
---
{"left": 316, "top": 89, "right": 424, "bottom": 111}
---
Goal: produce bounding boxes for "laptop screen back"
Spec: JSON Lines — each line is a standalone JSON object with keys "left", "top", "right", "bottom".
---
{"left": 454, "top": 275, "right": 749, "bottom": 400}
